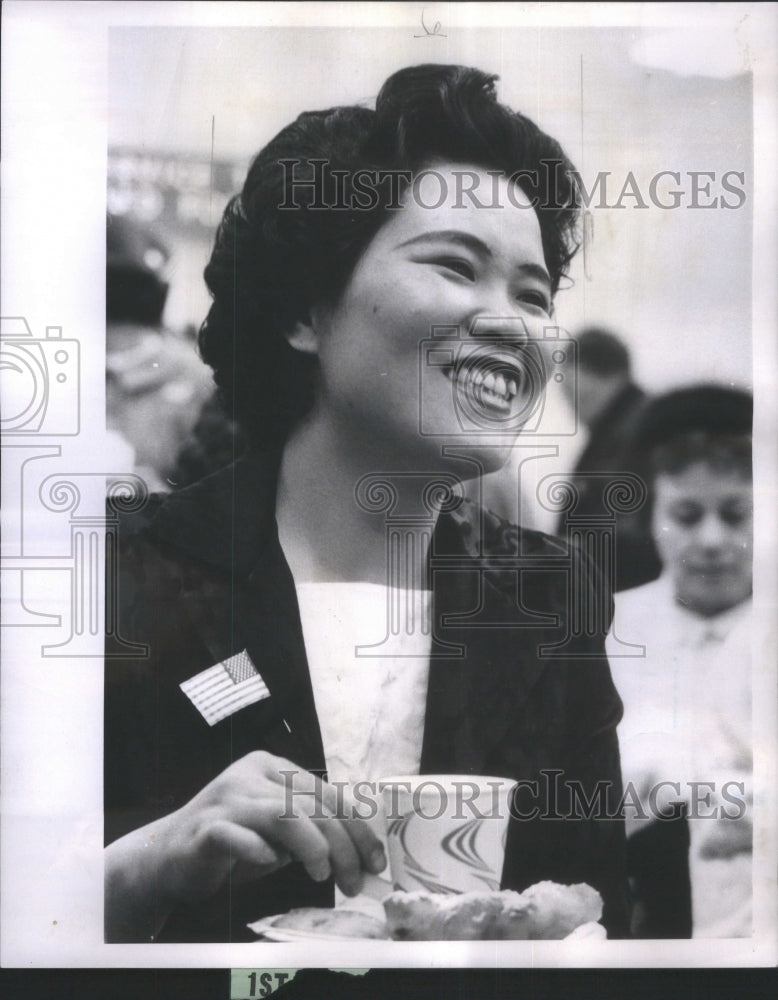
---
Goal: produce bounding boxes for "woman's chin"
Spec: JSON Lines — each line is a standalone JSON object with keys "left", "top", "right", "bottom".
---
{"left": 412, "top": 437, "right": 515, "bottom": 478}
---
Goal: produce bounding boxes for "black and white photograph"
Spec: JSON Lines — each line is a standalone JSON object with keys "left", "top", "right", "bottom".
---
{"left": 1, "top": 0, "right": 777, "bottom": 977}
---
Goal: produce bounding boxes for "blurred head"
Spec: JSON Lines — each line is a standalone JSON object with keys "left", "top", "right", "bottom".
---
{"left": 199, "top": 64, "right": 582, "bottom": 456}
{"left": 106, "top": 214, "right": 170, "bottom": 327}
{"left": 636, "top": 385, "right": 752, "bottom": 617}
{"left": 565, "top": 326, "right": 632, "bottom": 425}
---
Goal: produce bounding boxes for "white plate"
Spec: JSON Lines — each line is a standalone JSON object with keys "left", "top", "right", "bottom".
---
{"left": 247, "top": 912, "right": 389, "bottom": 942}
{"left": 248, "top": 911, "right": 607, "bottom": 942}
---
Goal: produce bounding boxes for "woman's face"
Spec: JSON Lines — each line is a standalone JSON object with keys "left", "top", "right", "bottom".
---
{"left": 651, "top": 462, "right": 753, "bottom": 617}
{"left": 302, "top": 163, "right": 555, "bottom": 472}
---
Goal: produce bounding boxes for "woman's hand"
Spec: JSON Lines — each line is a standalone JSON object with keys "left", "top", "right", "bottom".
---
{"left": 105, "top": 751, "right": 386, "bottom": 941}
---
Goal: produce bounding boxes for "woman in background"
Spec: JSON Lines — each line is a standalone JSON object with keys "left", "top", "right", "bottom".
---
{"left": 608, "top": 385, "right": 753, "bottom": 938}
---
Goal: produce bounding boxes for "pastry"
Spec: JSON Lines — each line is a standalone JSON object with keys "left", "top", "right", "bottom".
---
{"left": 383, "top": 890, "right": 504, "bottom": 940}
{"left": 383, "top": 881, "right": 603, "bottom": 940}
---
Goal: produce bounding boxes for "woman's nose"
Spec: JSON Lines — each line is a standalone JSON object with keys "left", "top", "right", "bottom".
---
{"left": 468, "top": 313, "right": 535, "bottom": 345}
{"left": 695, "top": 512, "right": 729, "bottom": 549}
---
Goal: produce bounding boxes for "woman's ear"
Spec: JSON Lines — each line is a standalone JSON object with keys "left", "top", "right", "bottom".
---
{"left": 284, "top": 305, "right": 328, "bottom": 355}
{"left": 284, "top": 318, "right": 320, "bottom": 355}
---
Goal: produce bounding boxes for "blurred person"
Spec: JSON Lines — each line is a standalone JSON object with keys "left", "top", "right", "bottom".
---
{"left": 607, "top": 385, "right": 753, "bottom": 938}
{"left": 558, "top": 326, "right": 660, "bottom": 592}
{"left": 106, "top": 213, "right": 213, "bottom": 491}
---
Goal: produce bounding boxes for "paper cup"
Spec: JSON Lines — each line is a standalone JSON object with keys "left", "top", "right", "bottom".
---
{"left": 379, "top": 774, "right": 517, "bottom": 894}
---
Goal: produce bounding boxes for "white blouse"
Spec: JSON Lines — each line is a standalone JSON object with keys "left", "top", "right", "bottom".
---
{"left": 607, "top": 575, "right": 752, "bottom": 938}
{"left": 294, "top": 582, "right": 433, "bottom": 910}
{"left": 294, "top": 581, "right": 432, "bottom": 786}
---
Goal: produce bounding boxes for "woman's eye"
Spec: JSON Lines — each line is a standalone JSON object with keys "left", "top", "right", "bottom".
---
{"left": 436, "top": 258, "right": 475, "bottom": 279}
{"left": 517, "top": 290, "right": 551, "bottom": 312}
{"left": 669, "top": 503, "right": 703, "bottom": 527}
{"left": 720, "top": 503, "right": 750, "bottom": 526}
{"left": 675, "top": 513, "right": 702, "bottom": 527}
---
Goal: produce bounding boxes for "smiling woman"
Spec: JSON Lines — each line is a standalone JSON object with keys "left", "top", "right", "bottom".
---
{"left": 104, "top": 64, "right": 630, "bottom": 943}
{"left": 280, "top": 165, "right": 553, "bottom": 483}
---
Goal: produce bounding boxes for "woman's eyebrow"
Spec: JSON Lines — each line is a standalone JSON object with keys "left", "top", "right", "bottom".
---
{"left": 516, "top": 262, "right": 552, "bottom": 288}
{"left": 398, "top": 230, "right": 552, "bottom": 286}
{"left": 397, "top": 230, "right": 492, "bottom": 257}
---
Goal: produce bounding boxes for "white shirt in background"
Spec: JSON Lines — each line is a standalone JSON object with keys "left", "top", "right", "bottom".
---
{"left": 607, "top": 575, "right": 752, "bottom": 938}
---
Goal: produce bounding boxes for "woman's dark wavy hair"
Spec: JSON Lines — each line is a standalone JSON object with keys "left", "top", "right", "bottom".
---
{"left": 199, "top": 64, "right": 582, "bottom": 450}
{"left": 632, "top": 384, "right": 752, "bottom": 528}
{"left": 635, "top": 384, "right": 752, "bottom": 476}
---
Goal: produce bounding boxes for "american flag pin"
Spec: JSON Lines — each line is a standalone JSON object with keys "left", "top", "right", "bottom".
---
{"left": 180, "top": 650, "right": 270, "bottom": 726}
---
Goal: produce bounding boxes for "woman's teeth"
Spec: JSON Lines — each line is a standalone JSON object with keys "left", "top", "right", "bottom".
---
{"left": 446, "top": 365, "right": 519, "bottom": 405}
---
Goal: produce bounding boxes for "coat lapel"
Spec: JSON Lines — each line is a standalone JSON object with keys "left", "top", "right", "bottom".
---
{"left": 150, "top": 455, "right": 327, "bottom": 774}
{"left": 421, "top": 502, "right": 555, "bottom": 776}
{"left": 241, "top": 538, "right": 327, "bottom": 772}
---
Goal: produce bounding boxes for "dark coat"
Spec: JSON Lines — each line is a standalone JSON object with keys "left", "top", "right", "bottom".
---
{"left": 557, "top": 382, "right": 661, "bottom": 593}
{"left": 105, "top": 455, "right": 630, "bottom": 941}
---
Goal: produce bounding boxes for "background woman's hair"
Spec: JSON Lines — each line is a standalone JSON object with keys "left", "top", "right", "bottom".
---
{"left": 199, "top": 64, "right": 582, "bottom": 450}
{"left": 635, "top": 384, "right": 752, "bottom": 478}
